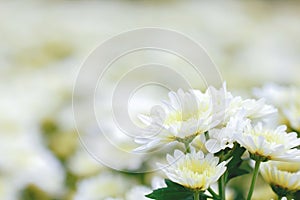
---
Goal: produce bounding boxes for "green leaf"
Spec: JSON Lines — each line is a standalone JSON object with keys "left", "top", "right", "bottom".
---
{"left": 227, "top": 167, "right": 250, "bottom": 181}
{"left": 146, "top": 179, "right": 194, "bottom": 200}
{"left": 225, "top": 143, "right": 251, "bottom": 183}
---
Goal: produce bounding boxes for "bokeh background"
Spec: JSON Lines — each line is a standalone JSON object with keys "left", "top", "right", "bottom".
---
{"left": 1, "top": 0, "right": 300, "bottom": 200}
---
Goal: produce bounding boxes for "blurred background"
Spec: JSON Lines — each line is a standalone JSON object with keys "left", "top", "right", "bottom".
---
{"left": 0, "top": 0, "right": 300, "bottom": 200}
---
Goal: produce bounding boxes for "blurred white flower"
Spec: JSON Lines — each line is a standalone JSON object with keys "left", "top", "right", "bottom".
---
{"left": 158, "top": 149, "right": 227, "bottom": 191}
{"left": 74, "top": 172, "right": 136, "bottom": 200}
{"left": 235, "top": 123, "right": 300, "bottom": 161}
{"left": 125, "top": 186, "right": 152, "bottom": 200}
{"left": 0, "top": 177, "right": 19, "bottom": 200}
{"left": 151, "top": 176, "right": 167, "bottom": 190}
{"left": 104, "top": 198, "right": 123, "bottom": 200}
{"left": 284, "top": 102, "right": 300, "bottom": 131}
{"left": 260, "top": 161, "right": 300, "bottom": 193}
{"left": 83, "top": 125, "right": 146, "bottom": 171}
{"left": 1, "top": 1, "right": 300, "bottom": 200}
{"left": 254, "top": 84, "right": 300, "bottom": 131}
{"left": 253, "top": 84, "right": 292, "bottom": 107}
{"left": 0, "top": 127, "right": 65, "bottom": 197}
{"left": 67, "top": 148, "right": 105, "bottom": 177}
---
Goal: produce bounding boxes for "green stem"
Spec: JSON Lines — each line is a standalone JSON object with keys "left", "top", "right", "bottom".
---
{"left": 222, "top": 175, "right": 226, "bottom": 200}
{"left": 247, "top": 160, "right": 261, "bottom": 200}
{"left": 185, "top": 142, "right": 191, "bottom": 153}
{"left": 208, "top": 187, "right": 219, "bottom": 199}
{"left": 194, "top": 191, "right": 199, "bottom": 200}
{"left": 218, "top": 175, "right": 225, "bottom": 200}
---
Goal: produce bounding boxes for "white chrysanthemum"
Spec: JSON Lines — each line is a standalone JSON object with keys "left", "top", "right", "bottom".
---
{"left": 206, "top": 83, "right": 236, "bottom": 124}
{"left": 217, "top": 88, "right": 276, "bottom": 124}
{"left": 158, "top": 149, "right": 227, "bottom": 191}
{"left": 224, "top": 91, "right": 277, "bottom": 124}
{"left": 134, "top": 86, "right": 225, "bottom": 151}
{"left": 235, "top": 123, "right": 300, "bottom": 161}
{"left": 260, "top": 161, "right": 300, "bottom": 192}
{"left": 241, "top": 98, "right": 277, "bottom": 120}
{"left": 74, "top": 172, "right": 136, "bottom": 200}
{"left": 205, "top": 111, "right": 249, "bottom": 153}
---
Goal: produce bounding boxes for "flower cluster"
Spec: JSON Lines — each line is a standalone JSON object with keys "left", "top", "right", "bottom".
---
{"left": 136, "top": 84, "right": 300, "bottom": 200}
{"left": 2, "top": 1, "right": 300, "bottom": 199}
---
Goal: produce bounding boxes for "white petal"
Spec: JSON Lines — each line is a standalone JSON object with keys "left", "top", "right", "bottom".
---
{"left": 205, "top": 139, "right": 221, "bottom": 154}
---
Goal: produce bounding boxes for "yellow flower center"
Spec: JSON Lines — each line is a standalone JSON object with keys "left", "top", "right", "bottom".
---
{"left": 178, "top": 159, "right": 215, "bottom": 176}
{"left": 164, "top": 104, "right": 210, "bottom": 126}
{"left": 164, "top": 111, "right": 184, "bottom": 125}
{"left": 252, "top": 130, "right": 282, "bottom": 144}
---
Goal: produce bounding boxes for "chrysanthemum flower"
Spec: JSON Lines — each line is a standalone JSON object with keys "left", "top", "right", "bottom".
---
{"left": 224, "top": 93, "right": 277, "bottom": 124}
{"left": 241, "top": 98, "right": 277, "bottom": 120}
{"left": 134, "top": 87, "right": 224, "bottom": 152}
{"left": 260, "top": 161, "right": 300, "bottom": 194}
{"left": 157, "top": 149, "right": 227, "bottom": 191}
{"left": 235, "top": 123, "right": 300, "bottom": 162}
{"left": 205, "top": 110, "right": 249, "bottom": 153}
